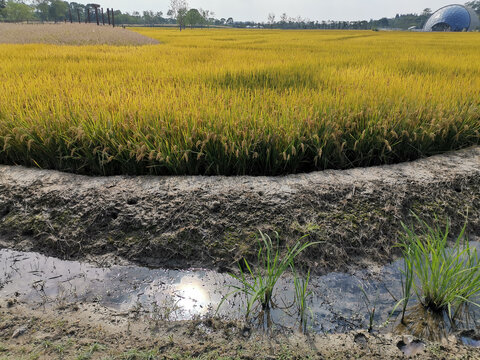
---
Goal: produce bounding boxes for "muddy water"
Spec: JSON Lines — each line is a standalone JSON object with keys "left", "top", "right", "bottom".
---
{"left": 1, "top": 244, "right": 479, "bottom": 340}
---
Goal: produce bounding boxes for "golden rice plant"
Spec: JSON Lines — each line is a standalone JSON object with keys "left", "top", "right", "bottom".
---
{"left": 0, "top": 29, "right": 479, "bottom": 175}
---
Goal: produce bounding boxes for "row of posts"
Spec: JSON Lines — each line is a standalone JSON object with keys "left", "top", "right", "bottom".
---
{"left": 67, "top": 6, "right": 115, "bottom": 27}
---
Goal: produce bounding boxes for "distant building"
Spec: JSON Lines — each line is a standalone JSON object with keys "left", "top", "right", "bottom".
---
{"left": 424, "top": 4, "right": 480, "bottom": 32}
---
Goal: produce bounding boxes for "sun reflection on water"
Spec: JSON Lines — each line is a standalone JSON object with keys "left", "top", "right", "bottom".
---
{"left": 175, "top": 276, "right": 211, "bottom": 316}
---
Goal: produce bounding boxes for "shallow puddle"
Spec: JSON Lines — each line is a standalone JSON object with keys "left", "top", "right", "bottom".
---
{"left": 1, "top": 244, "right": 479, "bottom": 339}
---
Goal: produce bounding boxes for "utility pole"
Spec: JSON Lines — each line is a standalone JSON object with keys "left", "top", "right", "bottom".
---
{"left": 77, "top": 8, "right": 81, "bottom": 23}
{"left": 112, "top": 9, "right": 115, "bottom": 28}
{"left": 101, "top": 8, "right": 105, "bottom": 25}
{"left": 107, "top": 8, "right": 111, "bottom": 25}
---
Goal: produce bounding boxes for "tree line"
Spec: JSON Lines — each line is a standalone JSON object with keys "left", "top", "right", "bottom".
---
{"left": 1, "top": 0, "right": 479, "bottom": 30}
{"left": 247, "top": 3, "right": 480, "bottom": 30}
{"left": 0, "top": 0, "right": 223, "bottom": 26}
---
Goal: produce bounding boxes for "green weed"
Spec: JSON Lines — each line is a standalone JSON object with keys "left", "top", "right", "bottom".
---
{"left": 121, "top": 349, "right": 159, "bottom": 360}
{"left": 292, "top": 267, "right": 313, "bottom": 332}
{"left": 219, "top": 231, "right": 319, "bottom": 319}
{"left": 398, "top": 214, "right": 480, "bottom": 319}
{"left": 359, "top": 282, "right": 379, "bottom": 333}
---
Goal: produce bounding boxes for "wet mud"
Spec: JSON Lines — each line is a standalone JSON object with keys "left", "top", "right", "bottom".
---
{"left": 1, "top": 248, "right": 480, "bottom": 359}
{"left": 1, "top": 246, "right": 479, "bottom": 340}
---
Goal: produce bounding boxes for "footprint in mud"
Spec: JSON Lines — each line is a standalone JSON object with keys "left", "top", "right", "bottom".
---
{"left": 459, "top": 330, "right": 480, "bottom": 347}
{"left": 353, "top": 333, "right": 368, "bottom": 346}
{"left": 397, "top": 338, "right": 426, "bottom": 357}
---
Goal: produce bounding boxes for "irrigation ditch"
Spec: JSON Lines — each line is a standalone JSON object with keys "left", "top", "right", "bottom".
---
{"left": 0, "top": 146, "right": 479, "bottom": 358}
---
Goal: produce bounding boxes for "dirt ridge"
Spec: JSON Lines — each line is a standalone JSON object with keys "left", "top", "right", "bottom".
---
{"left": 0, "top": 147, "right": 479, "bottom": 272}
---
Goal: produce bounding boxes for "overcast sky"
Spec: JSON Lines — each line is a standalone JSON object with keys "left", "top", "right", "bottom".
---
{"left": 98, "top": 1, "right": 461, "bottom": 22}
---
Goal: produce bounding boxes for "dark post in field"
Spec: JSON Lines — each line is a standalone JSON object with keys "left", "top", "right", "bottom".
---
{"left": 77, "top": 8, "right": 81, "bottom": 23}
{"left": 91, "top": 4, "right": 100, "bottom": 26}
{"left": 101, "top": 8, "right": 105, "bottom": 25}
{"left": 86, "top": 8, "right": 90, "bottom": 23}
{"left": 112, "top": 9, "right": 115, "bottom": 28}
{"left": 107, "top": 8, "right": 111, "bottom": 25}
{"left": 68, "top": 7, "right": 72, "bottom": 23}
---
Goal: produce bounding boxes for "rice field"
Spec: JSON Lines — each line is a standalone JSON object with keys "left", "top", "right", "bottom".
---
{"left": 0, "top": 27, "right": 479, "bottom": 176}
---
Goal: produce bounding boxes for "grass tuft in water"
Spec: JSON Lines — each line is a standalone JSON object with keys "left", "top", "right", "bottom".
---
{"left": 292, "top": 266, "right": 313, "bottom": 333}
{"left": 219, "top": 231, "right": 319, "bottom": 319}
{"left": 398, "top": 214, "right": 480, "bottom": 319}
{"left": 359, "top": 282, "right": 379, "bottom": 333}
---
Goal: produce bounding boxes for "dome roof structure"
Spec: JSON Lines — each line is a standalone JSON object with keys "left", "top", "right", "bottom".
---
{"left": 424, "top": 4, "right": 480, "bottom": 32}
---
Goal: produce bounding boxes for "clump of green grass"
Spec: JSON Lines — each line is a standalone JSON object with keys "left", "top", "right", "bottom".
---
{"left": 292, "top": 267, "right": 313, "bottom": 333}
{"left": 398, "top": 214, "right": 480, "bottom": 320}
{"left": 121, "top": 348, "right": 159, "bottom": 360}
{"left": 359, "top": 282, "right": 379, "bottom": 333}
{"left": 219, "top": 231, "right": 318, "bottom": 319}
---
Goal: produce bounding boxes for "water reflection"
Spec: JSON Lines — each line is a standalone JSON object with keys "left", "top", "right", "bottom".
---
{"left": 0, "top": 247, "right": 479, "bottom": 340}
{"left": 175, "top": 277, "right": 211, "bottom": 316}
{"left": 395, "top": 304, "right": 480, "bottom": 342}
{"left": 396, "top": 305, "right": 450, "bottom": 342}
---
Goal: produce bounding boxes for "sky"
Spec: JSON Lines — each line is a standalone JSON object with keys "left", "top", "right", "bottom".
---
{"left": 98, "top": 1, "right": 463, "bottom": 22}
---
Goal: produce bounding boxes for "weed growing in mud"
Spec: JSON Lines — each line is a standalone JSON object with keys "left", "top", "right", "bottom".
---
{"left": 292, "top": 267, "right": 313, "bottom": 333}
{"left": 121, "top": 348, "right": 159, "bottom": 360}
{"left": 399, "top": 248, "right": 414, "bottom": 323}
{"left": 75, "top": 343, "right": 105, "bottom": 360}
{"left": 219, "top": 231, "right": 318, "bottom": 320}
{"left": 398, "top": 214, "right": 480, "bottom": 319}
{"left": 151, "top": 297, "right": 181, "bottom": 323}
{"left": 359, "top": 282, "right": 379, "bottom": 333}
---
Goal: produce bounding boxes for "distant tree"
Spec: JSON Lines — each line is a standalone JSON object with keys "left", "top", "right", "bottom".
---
{"left": 0, "top": 0, "right": 6, "bottom": 18}
{"left": 185, "top": 8, "right": 202, "bottom": 28}
{"left": 68, "top": 2, "right": 85, "bottom": 22}
{"left": 169, "top": 0, "right": 188, "bottom": 29}
{"left": 465, "top": 1, "right": 480, "bottom": 14}
{"left": 385, "top": 13, "right": 427, "bottom": 29}
{"left": 3, "top": 0, "right": 35, "bottom": 22}
{"left": 422, "top": 8, "right": 432, "bottom": 16}
{"left": 226, "top": 17, "right": 233, "bottom": 26}
{"left": 32, "top": 0, "right": 49, "bottom": 21}
{"left": 48, "top": 0, "right": 68, "bottom": 22}
{"left": 153, "top": 11, "right": 165, "bottom": 24}
{"left": 176, "top": 6, "right": 187, "bottom": 30}
{"left": 143, "top": 10, "right": 156, "bottom": 24}
{"left": 199, "top": 8, "right": 212, "bottom": 27}
{"left": 268, "top": 12, "right": 275, "bottom": 27}
{"left": 155, "top": 11, "right": 164, "bottom": 19}
{"left": 378, "top": 17, "right": 389, "bottom": 27}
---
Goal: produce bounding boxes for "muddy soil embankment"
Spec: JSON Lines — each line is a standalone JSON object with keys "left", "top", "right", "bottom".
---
{"left": 0, "top": 147, "right": 479, "bottom": 272}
